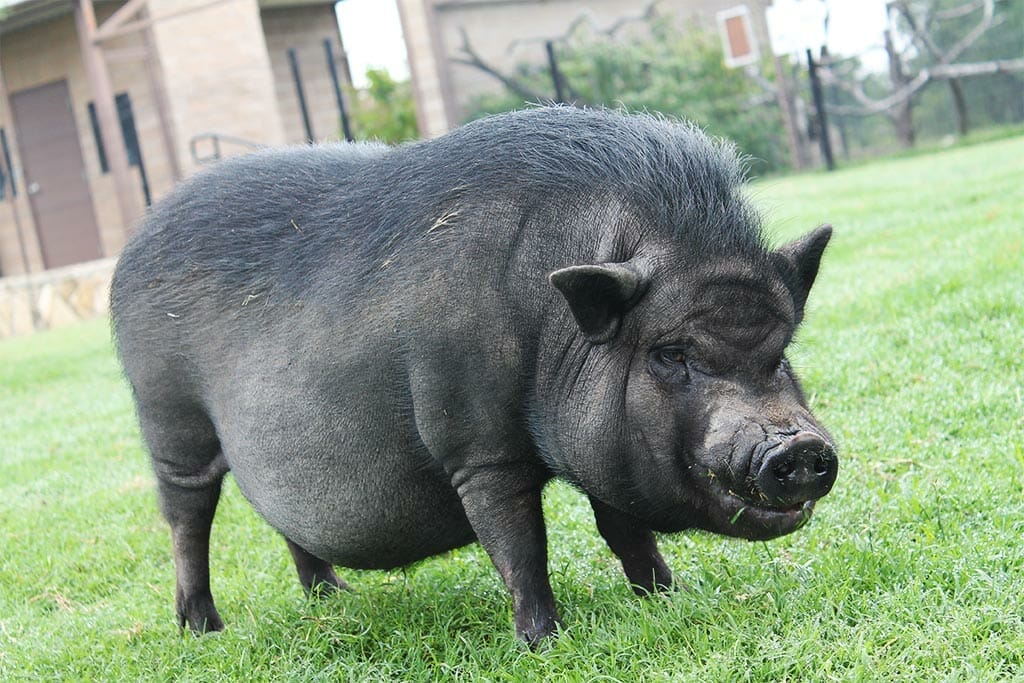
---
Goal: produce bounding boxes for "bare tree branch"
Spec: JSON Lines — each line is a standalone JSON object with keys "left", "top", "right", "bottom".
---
{"left": 450, "top": 2, "right": 661, "bottom": 105}
{"left": 935, "top": 0, "right": 995, "bottom": 64}
{"left": 821, "top": 0, "right": 1005, "bottom": 116}
{"left": 894, "top": 2, "right": 945, "bottom": 60}
{"left": 886, "top": 0, "right": 997, "bottom": 64}
{"left": 506, "top": 0, "right": 662, "bottom": 54}
{"left": 934, "top": 0, "right": 985, "bottom": 21}
{"left": 893, "top": 1, "right": 972, "bottom": 135}
{"left": 932, "top": 57, "right": 1024, "bottom": 78}
{"left": 821, "top": 58, "right": 1024, "bottom": 115}
{"left": 450, "top": 27, "right": 549, "bottom": 102}
{"left": 820, "top": 59, "right": 929, "bottom": 115}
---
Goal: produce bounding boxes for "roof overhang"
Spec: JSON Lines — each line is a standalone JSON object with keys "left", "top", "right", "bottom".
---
{"left": 0, "top": 0, "right": 77, "bottom": 35}
{"left": 260, "top": 0, "right": 337, "bottom": 7}
{"left": 0, "top": 0, "right": 335, "bottom": 35}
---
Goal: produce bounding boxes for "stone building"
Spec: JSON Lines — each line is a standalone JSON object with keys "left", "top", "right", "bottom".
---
{"left": 0, "top": 0, "right": 348, "bottom": 278}
{"left": 0, "top": 0, "right": 775, "bottom": 335}
{"left": 397, "top": 0, "right": 774, "bottom": 137}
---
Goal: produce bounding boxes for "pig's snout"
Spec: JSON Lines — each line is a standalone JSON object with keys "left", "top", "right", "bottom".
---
{"left": 756, "top": 432, "right": 837, "bottom": 507}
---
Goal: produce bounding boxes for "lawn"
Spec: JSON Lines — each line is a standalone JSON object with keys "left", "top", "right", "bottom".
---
{"left": 1, "top": 135, "right": 1022, "bottom": 681}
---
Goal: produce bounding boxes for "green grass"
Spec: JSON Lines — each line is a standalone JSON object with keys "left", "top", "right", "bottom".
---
{"left": 2, "top": 135, "right": 1023, "bottom": 681}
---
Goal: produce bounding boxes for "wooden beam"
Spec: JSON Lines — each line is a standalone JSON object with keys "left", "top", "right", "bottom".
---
{"left": 0, "top": 62, "right": 41, "bottom": 280}
{"left": 81, "top": 2, "right": 183, "bottom": 182}
{"left": 91, "top": 0, "right": 238, "bottom": 43}
{"left": 93, "top": 0, "right": 148, "bottom": 43}
{"left": 73, "top": 0, "right": 142, "bottom": 234}
{"left": 139, "top": 6, "right": 182, "bottom": 182}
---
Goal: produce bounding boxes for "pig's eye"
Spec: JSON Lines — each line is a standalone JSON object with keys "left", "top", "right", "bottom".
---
{"left": 650, "top": 347, "right": 690, "bottom": 383}
{"left": 660, "top": 349, "right": 687, "bottom": 365}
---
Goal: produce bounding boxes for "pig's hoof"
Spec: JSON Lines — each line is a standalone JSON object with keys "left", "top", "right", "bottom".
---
{"left": 306, "top": 572, "right": 350, "bottom": 598}
{"left": 625, "top": 565, "right": 675, "bottom": 596}
{"left": 299, "top": 563, "right": 350, "bottom": 597}
{"left": 176, "top": 592, "right": 224, "bottom": 634}
{"left": 630, "top": 578, "right": 676, "bottom": 597}
{"left": 517, "top": 616, "right": 562, "bottom": 649}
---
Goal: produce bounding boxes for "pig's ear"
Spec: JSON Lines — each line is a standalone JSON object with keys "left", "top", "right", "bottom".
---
{"left": 772, "top": 225, "right": 832, "bottom": 324}
{"left": 549, "top": 262, "right": 648, "bottom": 344}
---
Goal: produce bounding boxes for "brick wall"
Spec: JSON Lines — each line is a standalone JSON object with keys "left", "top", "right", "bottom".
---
{"left": 397, "top": 0, "right": 453, "bottom": 138}
{"left": 261, "top": 4, "right": 348, "bottom": 145}
{"left": 147, "top": 0, "right": 286, "bottom": 176}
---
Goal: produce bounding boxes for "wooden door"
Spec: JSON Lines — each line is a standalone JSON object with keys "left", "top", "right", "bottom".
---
{"left": 10, "top": 80, "right": 103, "bottom": 269}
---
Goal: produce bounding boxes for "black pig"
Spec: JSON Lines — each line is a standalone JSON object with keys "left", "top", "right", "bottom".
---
{"left": 111, "top": 106, "right": 837, "bottom": 645}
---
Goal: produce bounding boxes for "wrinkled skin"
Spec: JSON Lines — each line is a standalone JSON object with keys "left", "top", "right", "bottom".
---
{"left": 111, "top": 107, "right": 837, "bottom": 646}
{"left": 544, "top": 229, "right": 836, "bottom": 544}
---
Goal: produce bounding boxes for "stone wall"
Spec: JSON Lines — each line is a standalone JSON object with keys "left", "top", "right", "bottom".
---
{"left": 0, "top": 258, "right": 116, "bottom": 337}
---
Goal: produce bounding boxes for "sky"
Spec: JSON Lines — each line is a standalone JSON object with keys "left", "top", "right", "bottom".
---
{"left": 767, "top": 0, "right": 892, "bottom": 71}
{"left": 335, "top": 0, "right": 410, "bottom": 88}
{"left": 335, "top": 0, "right": 894, "bottom": 87}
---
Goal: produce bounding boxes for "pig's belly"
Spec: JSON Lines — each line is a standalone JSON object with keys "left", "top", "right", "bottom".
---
{"left": 217, "top": 398, "right": 477, "bottom": 569}
{"left": 210, "top": 347, "right": 478, "bottom": 569}
{"left": 228, "top": 449, "right": 476, "bottom": 569}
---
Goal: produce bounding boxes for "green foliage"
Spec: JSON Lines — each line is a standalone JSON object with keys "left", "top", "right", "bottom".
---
{"left": 347, "top": 68, "right": 419, "bottom": 144}
{"left": 2, "top": 136, "right": 1024, "bottom": 679}
{"left": 465, "top": 19, "right": 789, "bottom": 173}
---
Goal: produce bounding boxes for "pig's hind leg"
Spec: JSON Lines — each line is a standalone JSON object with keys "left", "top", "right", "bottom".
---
{"left": 285, "top": 538, "right": 349, "bottom": 595}
{"left": 137, "top": 401, "right": 228, "bottom": 633}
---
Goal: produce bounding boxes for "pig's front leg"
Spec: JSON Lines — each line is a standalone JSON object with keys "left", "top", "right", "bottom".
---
{"left": 590, "top": 496, "right": 673, "bottom": 595}
{"left": 455, "top": 463, "right": 561, "bottom": 645}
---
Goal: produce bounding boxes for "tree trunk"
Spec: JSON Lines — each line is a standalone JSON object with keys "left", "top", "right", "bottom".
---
{"left": 772, "top": 53, "right": 809, "bottom": 170}
{"left": 948, "top": 77, "right": 970, "bottom": 136}
{"left": 885, "top": 29, "right": 915, "bottom": 148}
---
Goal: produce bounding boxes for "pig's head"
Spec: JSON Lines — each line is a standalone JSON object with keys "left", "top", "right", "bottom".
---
{"left": 545, "top": 225, "right": 837, "bottom": 541}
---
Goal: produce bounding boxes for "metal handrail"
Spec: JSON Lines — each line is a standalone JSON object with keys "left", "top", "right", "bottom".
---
{"left": 189, "top": 132, "right": 266, "bottom": 164}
